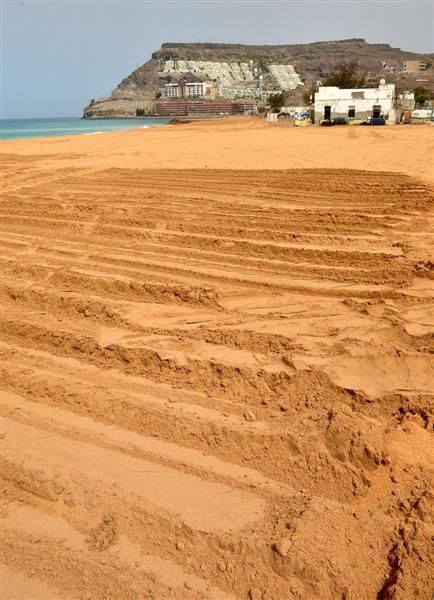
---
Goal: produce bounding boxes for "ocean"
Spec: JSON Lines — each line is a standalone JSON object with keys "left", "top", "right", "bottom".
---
{"left": 0, "top": 117, "right": 171, "bottom": 141}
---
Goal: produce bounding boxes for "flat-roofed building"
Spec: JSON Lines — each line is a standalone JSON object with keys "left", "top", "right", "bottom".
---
{"left": 314, "top": 83, "right": 396, "bottom": 122}
{"left": 164, "top": 83, "right": 181, "bottom": 98}
{"left": 403, "top": 60, "right": 427, "bottom": 73}
{"left": 314, "top": 82, "right": 415, "bottom": 124}
{"left": 164, "top": 81, "right": 210, "bottom": 98}
{"left": 185, "top": 82, "right": 209, "bottom": 97}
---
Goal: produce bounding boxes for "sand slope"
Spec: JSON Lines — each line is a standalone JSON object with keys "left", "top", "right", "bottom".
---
{"left": 1, "top": 121, "right": 434, "bottom": 599}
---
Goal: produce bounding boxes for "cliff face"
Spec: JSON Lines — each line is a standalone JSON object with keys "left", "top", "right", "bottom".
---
{"left": 83, "top": 39, "right": 433, "bottom": 118}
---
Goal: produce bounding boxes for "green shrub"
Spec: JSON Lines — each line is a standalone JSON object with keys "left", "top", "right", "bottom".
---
{"left": 414, "top": 87, "right": 431, "bottom": 105}
{"left": 322, "top": 61, "right": 368, "bottom": 88}
{"left": 267, "top": 92, "right": 284, "bottom": 111}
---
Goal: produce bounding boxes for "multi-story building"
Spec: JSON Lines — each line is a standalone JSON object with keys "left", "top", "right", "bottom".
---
{"left": 403, "top": 60, "right": 427, "bottom": 73}
{"left": 268, "top": 64, "right": 303, "bottom": 90}
{"left": 164, "top": 83, "right": 181, "bottom": 98}
{"left": 160, "top": 60, "right": 303, "bottom": 99}
{"left": 220, "top": 86, "right": 258, "bottom": 99}
{"left": 164, "top": 81, "right": 210, "bottom": 98}
{"left": 185, "top": 82, "right": 209, "bottom": 97}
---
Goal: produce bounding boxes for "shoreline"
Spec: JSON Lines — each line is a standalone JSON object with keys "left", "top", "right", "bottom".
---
{"left": 0, "top": 116, "right": 171, "bottom": 142}
{"left": 80, "top": 115, "right": 170, "bottom": 120}
{"left": 1, "top": 114, "right": 250, "bottom": 143}
{"left": 82, "top": 114, "right": 243, "bottom": 120}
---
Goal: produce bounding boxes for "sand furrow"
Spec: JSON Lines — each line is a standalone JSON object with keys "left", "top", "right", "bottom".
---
{"left": 2, "top": 153, "right": 433, "bottom": 600}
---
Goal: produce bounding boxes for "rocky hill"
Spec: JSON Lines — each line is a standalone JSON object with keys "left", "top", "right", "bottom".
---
{"left": 83, "top": 39, "right": 433, "bottom": 118}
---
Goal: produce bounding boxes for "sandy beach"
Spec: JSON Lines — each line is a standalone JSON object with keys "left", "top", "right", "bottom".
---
{"left": 3, "top": 118, "right": 434, "bottom": 183}
{"left": 1, "top": 118, "right": 433, "bottom": 599}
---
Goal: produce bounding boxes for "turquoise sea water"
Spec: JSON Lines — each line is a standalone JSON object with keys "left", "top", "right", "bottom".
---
{"left": 1, "top": 117, "right": 170, "bottom": 141}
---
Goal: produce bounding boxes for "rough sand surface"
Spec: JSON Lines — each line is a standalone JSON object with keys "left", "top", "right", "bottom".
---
{"left": 1, "top": 120, "right": 434, "bottom": 599}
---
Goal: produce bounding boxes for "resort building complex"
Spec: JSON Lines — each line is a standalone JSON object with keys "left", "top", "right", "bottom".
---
{"left": 159, "top": 59, "right": 303, "bottom": 101}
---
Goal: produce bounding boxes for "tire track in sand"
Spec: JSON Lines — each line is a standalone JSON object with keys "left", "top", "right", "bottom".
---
{"left": 2, "top": 165, "right": 433, "bottom": 600}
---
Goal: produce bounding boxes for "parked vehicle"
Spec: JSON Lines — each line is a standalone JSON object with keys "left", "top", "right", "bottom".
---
{"left": 360, "top": 117, "right": 386, "bottom": 126}
{"left": 320, "top": 118, "right": 347, "bottom": 126}
{"left": 410, "top": 109, "right": 434, "bottom": 121}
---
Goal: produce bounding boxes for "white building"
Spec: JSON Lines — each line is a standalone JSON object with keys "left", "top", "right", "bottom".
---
{"left": 185, "top": 82, "right": 209, "bottom": 97}
{"left": 314, "top": 82, "right": 396, "bottom": 123}
{"left": 164, "top": 83, "right": 181, "bottom": 98}
{"left": 164, "top": 81, "right": 210, "bottom": 98}
{"left": 268, "top": 64, "right": 303, "bottom": 90}
{"left": 220, "top": 85, "right": 260, "bottom": 99}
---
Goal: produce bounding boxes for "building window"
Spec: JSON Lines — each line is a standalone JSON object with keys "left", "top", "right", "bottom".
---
{"left": 348, "top": 106, "right": 355, "bottom": 118}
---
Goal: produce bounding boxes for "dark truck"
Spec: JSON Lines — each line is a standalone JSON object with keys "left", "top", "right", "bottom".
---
{"left": 320, "top": 117, "right": 347, "bottom": 126}
{"left": 360, "top": 116, "right": 386, "bottom": 126}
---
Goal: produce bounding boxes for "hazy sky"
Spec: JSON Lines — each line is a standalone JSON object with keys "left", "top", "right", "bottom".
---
{"left": 2, "top": 0, "right": 433, "bottom": 119}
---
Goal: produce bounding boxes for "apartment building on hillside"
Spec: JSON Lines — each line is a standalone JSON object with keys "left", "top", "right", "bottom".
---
{"left": 164, "top": 81, "right": 211, "bottom": 98}
{"left": 403, "top": 60, "right": 428, "bottom": 73}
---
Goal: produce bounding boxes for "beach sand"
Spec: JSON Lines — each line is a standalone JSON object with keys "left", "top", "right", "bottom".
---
{"left": 3, "top": 118, "right": 434, "bottom": 183}
{"left": 1, "top": 118, "right": 433, "bottom": 599}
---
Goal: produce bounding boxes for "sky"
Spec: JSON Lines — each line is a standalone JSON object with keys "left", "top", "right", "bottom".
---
{"left": 2, "top": 0, "right": 433, "bottom": 119}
